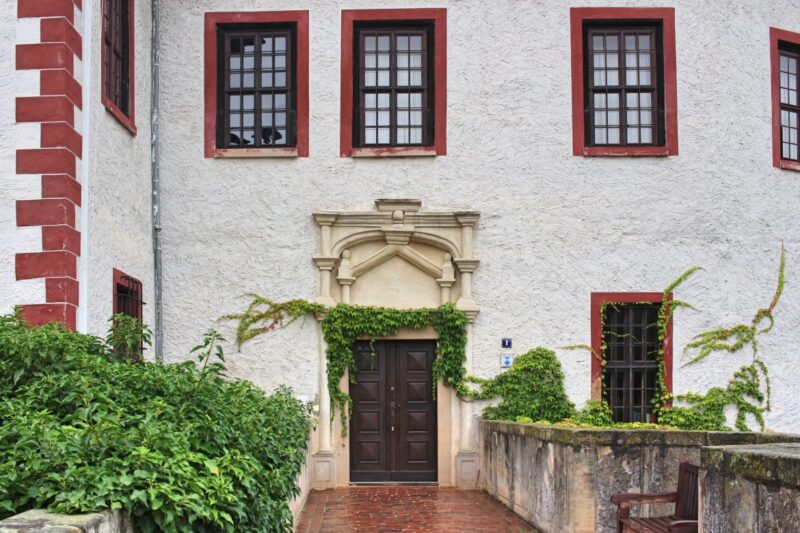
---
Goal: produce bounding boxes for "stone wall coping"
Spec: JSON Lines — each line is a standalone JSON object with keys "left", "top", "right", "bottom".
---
{"left": 702, "top": 442, "right": 800, "bottom": 489}
{"left": 481, "top": 420, "right": 800, "bottom": 448}
{"left": 0, "top": 509, "right": 130, "bottom": 533}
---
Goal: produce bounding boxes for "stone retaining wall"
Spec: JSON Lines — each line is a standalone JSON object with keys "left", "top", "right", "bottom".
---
{"left": 479, "top": 420, "right": 800, "bottom": 533}
{"left": 701, "top": 443, "right": 800, "bottom": 532}
{"left": 0, "top": 509, "right": 131, "bottom": 533}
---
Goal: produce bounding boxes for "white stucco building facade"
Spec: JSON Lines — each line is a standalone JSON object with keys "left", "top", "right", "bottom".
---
{"left": 1, "top": 0, "right": 799, "bottom": 488}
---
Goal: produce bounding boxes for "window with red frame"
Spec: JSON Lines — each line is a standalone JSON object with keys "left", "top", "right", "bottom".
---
{"left": 778, "top": 44, "right": 799, "bottom": 162}
{"left": 113, "top": 269, "right": 143, "bottom": 321}
{"left": 570, "top": 8, "right": 678, "bottom": 157}
{"left": 340, "top": 9, "right": 446, "bottom": 157}
{"left": 103, "top": 0, "right": 133, "bottom": 120}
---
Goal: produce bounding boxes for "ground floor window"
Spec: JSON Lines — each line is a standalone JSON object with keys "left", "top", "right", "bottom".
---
{"left": 590, "top": 292, "right": 672, "bottom": 423}
{"left": 113, "top": 268, "right": 143, "bottom": 320}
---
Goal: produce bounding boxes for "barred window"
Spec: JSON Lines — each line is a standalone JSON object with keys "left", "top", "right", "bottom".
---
{"left": 103, "top": 0, "right": 132, "bottom": 116}
{"left": 354, "top": 25, "right": 434, "bottom": 147}
{"left": 603, "top": 303, "right": 661, "bottom": 423}
{"left": 779, "top": 47, "right": 799, "bottom": 161}
{"left": 218, "top": 26, "right": 296, "bottom": 148}
{"left": 585, "top": 25, "right": 664, "bottom": 147}
{"left": 114, "top": 271, "right": 143, "bottom": 321}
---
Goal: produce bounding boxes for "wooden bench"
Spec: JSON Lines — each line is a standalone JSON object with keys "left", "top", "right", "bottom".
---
{"left": 611, "top": 462, "right": 699, "bottom": 533}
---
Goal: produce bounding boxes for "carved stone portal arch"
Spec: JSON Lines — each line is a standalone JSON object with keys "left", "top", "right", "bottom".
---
{"left": 312, "top": 199, "right": 479, "bottom": 317}
{"left": 310, "top": 199, "right": 481, "bottom": 489}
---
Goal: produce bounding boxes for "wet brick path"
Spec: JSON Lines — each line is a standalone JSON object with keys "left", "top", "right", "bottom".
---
{"left": 295, "top": 485, "right": 536, "bottom": 532}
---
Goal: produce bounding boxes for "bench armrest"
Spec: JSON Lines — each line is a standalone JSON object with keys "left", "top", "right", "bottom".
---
{"left": 669, "top": 520, "right": 698, "bottom": 533}
{"left": 611, "top": 491, "right": 679, "bottom": 506}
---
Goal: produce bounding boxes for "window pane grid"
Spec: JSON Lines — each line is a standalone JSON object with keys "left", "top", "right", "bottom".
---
{"left": 103, "top": 0, "right": 130, "bottom": 115}
{"left": 603, "top": 304, "right": 661, "bottom": 423}
{"left": 223, "top": 29, "right": 294, "bottom": 148}
{"left": 587, "top": 28, "right": 659, "bottom": 147}
{"left": 779, "top": 49, "right": 799, "bottom": 161}
{"left": 357, "top": 28, "right": 429, "bottom": 147}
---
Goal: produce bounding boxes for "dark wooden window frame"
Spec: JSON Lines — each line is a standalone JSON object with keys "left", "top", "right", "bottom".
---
{"left": 570, "top": 7, "right": 678, "bottom": 157}
{"left": 352, "top": 23, "right": 435, "bottom": 149}
{"left": 340, "top": 8, "right": 447, "bottom": 157}
{"left": 204, "top": 11, "right": 309, "bottom": 158}
{"left": 584, "top": 24, "right": 665, "bottom": 148}
{"left": 101, "top": 0, "right": 136, "bottom": 135}
{"left": 216, "top": 25, "right": 298, "bottom": 150}
{"left": 771, "top": 27, "right": 800, "bottom": 172}
{"left": 590, "top": 292, "right": 673, "bottom": 417}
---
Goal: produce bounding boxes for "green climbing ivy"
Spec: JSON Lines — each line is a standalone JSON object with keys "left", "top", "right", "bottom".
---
{"left": 467, "top": 347, "right": 576, "bottom": 424}
{"left": 222, "top": 295, "right": 323, "bottom": 349}
{"left": 225, "top": 297, "right": 468, "bottom": 434}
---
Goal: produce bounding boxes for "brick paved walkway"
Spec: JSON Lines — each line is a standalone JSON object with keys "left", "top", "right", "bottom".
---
{"left": 295, "top": 486, "right": 536, "bottom": 532}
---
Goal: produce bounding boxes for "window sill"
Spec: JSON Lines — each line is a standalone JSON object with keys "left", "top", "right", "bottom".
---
{"left": 350, "top": 146, "right": 438, "bottom": 158}
{"left": 581, "top": 146, "right": 674, "bottom": 157}
{"left": 212, "top": 147, "right": 300, "bottom": 158}
{"left": 102, "top": 97, "right": 137, "bottom": 137}
{"left": 777, "top": 159, "right": 800, "bottom": 172}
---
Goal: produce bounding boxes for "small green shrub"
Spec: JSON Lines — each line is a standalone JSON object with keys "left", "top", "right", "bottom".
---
{"left": 481, "top": 347, "right": 575, "bottom": 423}
{"left": 573, "top": 400, "right": 614, "bottom": 426}
{"left": 0, "top": 312, "right": 312, "bottom": 532}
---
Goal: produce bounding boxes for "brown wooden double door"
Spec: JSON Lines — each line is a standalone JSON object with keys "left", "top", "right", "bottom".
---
{"left": 349, "top": 340, "right": 438, "bottom": 482}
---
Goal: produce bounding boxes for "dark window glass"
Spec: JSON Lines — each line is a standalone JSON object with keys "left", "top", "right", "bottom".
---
{"left": 115, "top": 275, "right": 143, "bottom": 320}
{"left": 103, "top": 0, "right": 131, "bottom": 115}
{"left": 218, "top": 26, "right": 296, "bottom": 149}
{"left": 584, "top": 23, "right": 665, "bottom": 147}
{"left": 353, "top": 24, "right": 434, "bottom": 147}
{"left": 602, "top": 303, "right": 661, "bottom": 423}
{"left": 779, "top": 45, "right": 799, "bottom": 161}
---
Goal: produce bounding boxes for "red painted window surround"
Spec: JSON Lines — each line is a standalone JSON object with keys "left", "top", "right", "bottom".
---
{"left": 340, "top": 8, "right": 447, "bottom": 158}
{"left": 101, "top": 0, "right": 136, "bottom": 135}
{"left": 203, "top": 11, "right": 309, "bottom": 158}
{"left": 112, "top": 268, "right": 143, "bottom": 318}
{"left": 570, "top": 7, "right": 678, "bottom": 157}
{"left": 771, "top": 27, "right": 800, "bottom": 172}
{"left": 590, "top": 292, "right": 673, "bottom": 402}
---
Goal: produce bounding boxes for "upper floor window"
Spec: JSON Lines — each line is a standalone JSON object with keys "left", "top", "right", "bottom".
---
{"left": 570, "top": 8, "right": 678, "bottom": 156}
{"left": 354, "top": 26, "right": 433, "bottom": 147}
{"left": 772, "top": 28, "right": 800, "bottom": 171}
{"left": 340, "top": 9, "right": 447, "bottom": 157}
{"left": 102, "top": 0, "right": 136, "bottom": 134}
{"left": 218, "top": 26, "right": 296, "bottom": 149}
{"left": 204, "top": 11, "right": 309, "bottom": 158}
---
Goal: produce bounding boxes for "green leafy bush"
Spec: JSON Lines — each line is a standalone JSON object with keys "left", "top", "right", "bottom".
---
{"left": 480, "top": 347, "right": 575, "bottom": 423}
{"left": 0, "top": 312, "right": 312, "bottom": 532}
{"left": 573, "top": 400, "right": 614, "bottom": 426}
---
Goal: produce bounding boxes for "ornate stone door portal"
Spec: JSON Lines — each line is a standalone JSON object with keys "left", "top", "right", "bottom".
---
{"left": 310, "top": 199, "right": 480, "bottom": 488}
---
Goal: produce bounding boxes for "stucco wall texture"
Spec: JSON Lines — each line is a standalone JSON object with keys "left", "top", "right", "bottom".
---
{"left": 153, "top": 1, "right": 799, "bottom": 430}
{"left": 84, "top": 0, "right": 155, "bottom": 342}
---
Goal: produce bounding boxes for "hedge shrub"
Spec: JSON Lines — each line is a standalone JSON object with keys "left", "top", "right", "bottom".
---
{"left": 0, "top": 313, "right": 312, "bottom": 532}
{"left": 481, "top": 347, "right": 576, "bottom": 423}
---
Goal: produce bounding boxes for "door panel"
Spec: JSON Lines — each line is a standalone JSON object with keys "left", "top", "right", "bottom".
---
{"left": 350, "top": 342, "right": 389, "bottom": 481}
{"left": 350, "top": 340, "right": 437, "bottom": 482}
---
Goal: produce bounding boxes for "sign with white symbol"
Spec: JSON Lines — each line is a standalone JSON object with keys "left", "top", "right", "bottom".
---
{"left": 501, "top": 354, "right": 514, "bottom": 368}
{"left": 502, "top": 338, "right": 512, "bottom": 349}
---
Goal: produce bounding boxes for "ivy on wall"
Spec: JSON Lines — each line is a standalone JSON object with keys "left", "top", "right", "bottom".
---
{"left": 225, "top": 298, "right": 468, "bottom": 433}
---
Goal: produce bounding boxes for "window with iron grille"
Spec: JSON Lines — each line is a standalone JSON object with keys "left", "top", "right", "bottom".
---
{"left": 602, "top": 303, "right": 660, "bottom": 423}
{"left": 103, "top": 0, "right": 132, "bottom": 116}
{"left": 113, "top": 270, "right": 143, "bottom": 321}
{"left": 779, "top": 44, "right": 799, "bottom": 162}
{"left": 584, "top": 23, "right": 665, "bottom": 147}
{"left": 217, "top": 26, "right": 297, "bottom": 149}
{"left": 353, "top": 23, "right": 434, "bottom": 147}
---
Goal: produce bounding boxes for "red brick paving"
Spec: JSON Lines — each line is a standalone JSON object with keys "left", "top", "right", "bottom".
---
{"left": 295, "top": 485, "right": 537, "bottom": 532}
